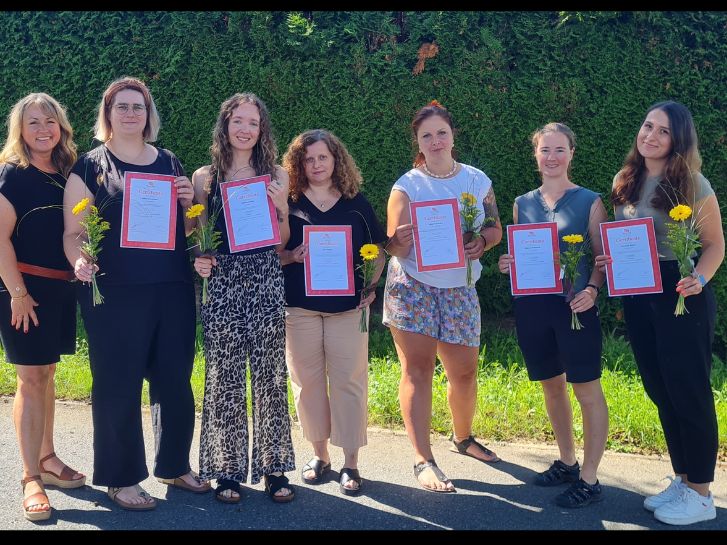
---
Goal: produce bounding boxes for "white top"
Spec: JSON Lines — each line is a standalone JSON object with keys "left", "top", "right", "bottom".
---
{"left": 391, "top": 163, "right": 493, "bottom": 288}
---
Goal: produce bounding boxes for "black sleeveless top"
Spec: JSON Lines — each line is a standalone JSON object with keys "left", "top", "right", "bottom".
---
{"left": 0, "top": 162, "right": 72, "bottom": 291}
{"left": 70, "top": 145, "right": 192, "bottom": 286}
{"left": 283, "top": 192, "right": 386, "bottom": 313}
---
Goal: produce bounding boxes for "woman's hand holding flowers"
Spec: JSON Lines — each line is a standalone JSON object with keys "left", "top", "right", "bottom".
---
{"left": 194, "top": 255, "right": 217, "bottom": 279}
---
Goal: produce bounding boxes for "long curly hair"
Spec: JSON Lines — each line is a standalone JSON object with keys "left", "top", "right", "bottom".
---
{"left": 0, "top": 92, "right": 77, "bottom": 176}
{"left": 207, "top": 92, "right": 277, "bottom": 190}
{"left": 283, "top": 129, "right": 362, "bottom": 201}
{"left": 612, "top": 100, "right": 702, "bottom": 211}
{"left": 411, "top": 100, "right": 458, "bottom": 167}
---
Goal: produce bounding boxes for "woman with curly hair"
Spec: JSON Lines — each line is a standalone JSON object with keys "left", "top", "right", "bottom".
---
{"left": 281, "top": 129, "right": 386, "bottom": 496}
{"left": 191, "top": 92, "right": 295, "bottom": 504}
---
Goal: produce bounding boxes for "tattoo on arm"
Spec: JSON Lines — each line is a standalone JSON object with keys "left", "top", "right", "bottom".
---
{"left": 482, "top": 188, "right": 500, "bottom": 227}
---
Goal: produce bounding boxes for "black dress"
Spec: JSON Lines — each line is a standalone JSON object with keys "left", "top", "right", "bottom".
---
{"left": 0, "top": 163, "right": 75, "bottom": 365}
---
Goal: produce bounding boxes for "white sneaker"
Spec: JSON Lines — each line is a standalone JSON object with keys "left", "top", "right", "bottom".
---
{"left": 643, "top": 476, "right": 686, "bottom": 512}
{"left": 653, "top": 487, "right": 716, "bottom": 526}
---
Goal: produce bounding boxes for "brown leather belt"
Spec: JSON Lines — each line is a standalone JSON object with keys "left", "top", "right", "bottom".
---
{"left": 17, "top": 262, "right": 75, "bottom": 282}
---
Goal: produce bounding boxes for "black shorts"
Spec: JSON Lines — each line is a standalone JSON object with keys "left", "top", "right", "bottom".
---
{"left": 513, "top": 294, "right": 602, "bottom": 384}
{"left": 0, "top": 275, "right": 76, "bottom": 365}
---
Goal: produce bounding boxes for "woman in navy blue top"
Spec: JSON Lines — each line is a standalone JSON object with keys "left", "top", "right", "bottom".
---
{"left": 498, "top": 123, "right": 609, "bottom": 508}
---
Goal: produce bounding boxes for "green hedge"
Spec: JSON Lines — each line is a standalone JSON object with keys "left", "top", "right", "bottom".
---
{"left": 2, "top": 11, "right": 726, "bottom": 353}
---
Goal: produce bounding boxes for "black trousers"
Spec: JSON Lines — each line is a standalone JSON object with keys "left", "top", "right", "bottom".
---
{"left": 622, "top": 260, "right": 718, "bottom": 484}
{"left": 78, "top": 281, "right": 196, "bottom": 487}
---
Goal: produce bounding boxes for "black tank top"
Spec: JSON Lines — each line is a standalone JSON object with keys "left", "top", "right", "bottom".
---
{"left": 70, "top": 145, "right": 192, "bottom": 286}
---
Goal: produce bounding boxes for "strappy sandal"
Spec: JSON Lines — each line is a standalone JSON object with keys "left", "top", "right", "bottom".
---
{"left": 449, "top": 434, "right": 501, "bottom": 463}
{"left": 264, "top": 473, "right": 295, "bottom": 503}
{"left": 21, "top": 475, "right": 51, "bottom": 521}
{"left": 413, "top": 460, "right": 456, "bottom": 493}
{"left": 214, "top": 478, "right": 241, "bottom": 504}
{"left": 39, "top": 452, "right": 86, "bottom": 489}
{"left": 301, "top": 458, "right": 331, "bottom": 484}
{"left": 107, "top": 484, "right": 157, "bottom": 511}
{"left": 158, "top": 470, "right": 211, "bottom": 493}
{"left": 339, "top": 467, "right": 363, "bottom": 496}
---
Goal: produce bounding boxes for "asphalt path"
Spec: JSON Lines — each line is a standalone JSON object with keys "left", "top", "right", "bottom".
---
{"left": 1, "top": 398, "right": 724, "bottom": 531}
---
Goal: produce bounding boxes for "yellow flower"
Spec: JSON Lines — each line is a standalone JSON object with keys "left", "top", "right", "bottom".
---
{"left": 460, "top": 192, "right": 477, "bottom": 206}
{"left": 562, "top": 234, "right": 584, "bottom": 244}
{"left": 669, "top": 204, "right": 692, "bottom": 222}
{"left": 186, "top": 204, "right": 205, "bottom": 219}
{"left": 360, "top": 243, "right": 379, "bottom": 261}
{"left": 72, "top": 198, "right": 90, "bottom": 215}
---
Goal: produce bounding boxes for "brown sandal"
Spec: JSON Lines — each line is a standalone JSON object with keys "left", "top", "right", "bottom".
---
{"left": 39, "top": 452, "right": 86, "bottom": 489}
{"left": 21, "top": 475, "right": 51, "bottom": 521}
{"left": 158, "top": 470, "right": 211, "bottom": 493}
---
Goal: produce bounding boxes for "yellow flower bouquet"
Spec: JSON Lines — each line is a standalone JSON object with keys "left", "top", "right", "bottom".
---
{"left": 665, "top": 204, "right": 701, "bottom": 316}
{"left": 187, "top": 202, "right": 222, "bottom": 305}
{"left": 357, "top": 243, "right": 379, "bottom": 333}
{"left": 561, "top": 233, "right": 587, "bottom": 330}
{"left": 73, "top": 197, "right": 110, "bottom": 306}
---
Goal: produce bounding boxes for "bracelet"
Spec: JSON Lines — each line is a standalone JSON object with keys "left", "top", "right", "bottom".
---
{"left": 11, "top": 293, "right": 28, "bottom": 300}
{"left": 585, "top": 283, "right": 600, "bottom": 294}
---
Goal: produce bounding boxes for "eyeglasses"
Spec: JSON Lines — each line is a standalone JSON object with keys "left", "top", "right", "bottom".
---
{"left": 113, "top": 103, "right": 147, "bottom": 116}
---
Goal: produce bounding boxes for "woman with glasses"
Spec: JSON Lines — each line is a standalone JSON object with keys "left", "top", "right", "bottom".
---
{"left": 63, "top": 76, "right": 210, "bottom": 511}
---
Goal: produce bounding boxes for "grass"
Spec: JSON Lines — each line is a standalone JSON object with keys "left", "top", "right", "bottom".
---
{"left": 2, "top": 313, "right": 726, "bottom": 460}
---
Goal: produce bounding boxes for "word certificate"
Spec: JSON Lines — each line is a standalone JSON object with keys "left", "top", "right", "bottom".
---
{"left": 600, "top": 218, "right": 662, "bottom": 296}
{"left": 410, "top": 199, "right": 465, "bottom": 272}
{"left": 221, "top": 175, "right": 281, "bottom": 252}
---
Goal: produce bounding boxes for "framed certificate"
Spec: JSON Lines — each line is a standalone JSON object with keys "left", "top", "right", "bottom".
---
{"left": 303, "top": 225, "right": 355, "bottom": 296}
{"left": 507, "top": 222, "right": 563, "bottom": 295}
{"left": 220, "top": 174, "right": 281, "bottom": 253}
{"left": 600, "top": 217, "right": 662, "bottom": 296}
{"left": 410, "top": 198, "right": 465, "bottom": 272}
{"left": 120, "top": 172, "right": 178, "bottom": 250}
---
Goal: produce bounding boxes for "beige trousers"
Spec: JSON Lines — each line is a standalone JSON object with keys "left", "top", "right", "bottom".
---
{"left": 285, "top": 307, "right": 368, "bottom": 449}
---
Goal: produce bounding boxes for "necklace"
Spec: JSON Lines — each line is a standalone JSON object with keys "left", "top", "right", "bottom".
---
{"left": 421, "top": 160, "right": 457, "bottom": 179}
{"left": 306, "top": 189, "right": 338, "bottom": 210}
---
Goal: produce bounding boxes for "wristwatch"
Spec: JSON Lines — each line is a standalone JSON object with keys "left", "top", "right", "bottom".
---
{"left": 697, "top": 273, "right": 707, "bottom": 287}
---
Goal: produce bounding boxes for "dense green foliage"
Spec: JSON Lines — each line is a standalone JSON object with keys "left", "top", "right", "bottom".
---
{"left": 1, "top": 11, "right": 725, "bottom": 351}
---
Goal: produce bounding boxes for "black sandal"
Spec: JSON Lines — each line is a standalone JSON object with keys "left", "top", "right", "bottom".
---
{"left": 264, "top": 474, "right": 295, "bottom": 503}
{"left": 214, "top": 478, "right": 241, "bottom": 504}
{"left": 449, "top": 434, "right": 500, "bottom": 463}
{"left": 413, "top": 459, "right": 456, "bottom": 493}
{"left": 339, "top": 467, "right": 363, "bottom": 496}
{"left": 301, "top": 458, "right": 331, "bottom": 484}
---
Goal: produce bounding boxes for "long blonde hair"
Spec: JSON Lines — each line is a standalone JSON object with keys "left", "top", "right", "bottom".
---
{"left": 0, "top": 92, "right": 77, "bottom": 176}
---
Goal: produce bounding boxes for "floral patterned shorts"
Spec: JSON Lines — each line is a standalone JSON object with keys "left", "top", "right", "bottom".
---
{"left": 382, "top": 259, "right": 481, "bottom": 347}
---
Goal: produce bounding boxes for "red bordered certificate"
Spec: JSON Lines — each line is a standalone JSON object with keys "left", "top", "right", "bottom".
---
{"left": 600, "top": 217, "right": 662, "bottom": 296}
{"left": 507, "top": 222, "right": 563, "bottom": 295}
{"left": 220, "top": 175, "right": 281, "bottom": 253}
{"left": 410, "top": 198, "right": 465, "bottom": 272}
{"left": 120, "top": 172, "right": 177, "bottom": 250}
{"left": 303, "top": 225, "right": 355, "bottom": 296}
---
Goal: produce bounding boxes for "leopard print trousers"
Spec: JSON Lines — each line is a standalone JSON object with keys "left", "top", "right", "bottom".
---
{"left": 199, "top": 249, "right": 295, "bottom": 485}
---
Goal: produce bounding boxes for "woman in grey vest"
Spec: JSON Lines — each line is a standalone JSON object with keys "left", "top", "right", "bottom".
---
{"left": 498, "top": 123, "right": 609, "bottom": 508}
